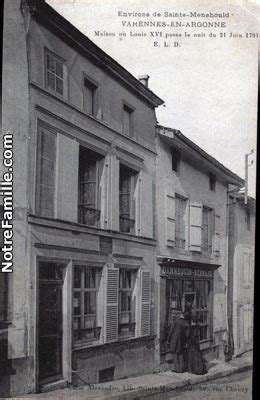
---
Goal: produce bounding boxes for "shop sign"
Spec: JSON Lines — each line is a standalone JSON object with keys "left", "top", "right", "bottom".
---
{"left": 161, "top": 266, "right": 213, "bottom": 279}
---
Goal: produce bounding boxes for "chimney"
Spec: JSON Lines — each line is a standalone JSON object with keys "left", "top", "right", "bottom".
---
{"left": 138, "top": 74, "right": 150, "bottom": 88}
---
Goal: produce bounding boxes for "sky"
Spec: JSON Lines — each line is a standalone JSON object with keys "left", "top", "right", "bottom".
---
{"left": 48, "top": 0, "right": 258, "bottom": 196}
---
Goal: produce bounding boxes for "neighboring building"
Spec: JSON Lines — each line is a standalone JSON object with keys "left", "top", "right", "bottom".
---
{"left": 227, "top": 193, "right": 255, "bottom": 357}
{"left": 155, "top": 126, "right": 244, "bottom": 365}
{"left": 2, "top": 0, "right": 163, "bottom": 395}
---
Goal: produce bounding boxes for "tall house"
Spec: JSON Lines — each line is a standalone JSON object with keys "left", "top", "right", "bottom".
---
{"left": 155, "top": 126, "right": 244, "bottom": 364}
{"left": 2, "top": 0, "right": 163, "bottom": 395}
{"left": 227, "top": 193, "right": 255, "bottom": 357}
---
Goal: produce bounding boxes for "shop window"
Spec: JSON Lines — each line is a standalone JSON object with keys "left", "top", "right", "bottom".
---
{"left": 123, "top": 104, "right": 134, "bottom": 137}
{"left": 45, "top": 50, "right": 65, "bottom": 96}
{"left": 201, "top": 207, "right": 214, "bottom": 252}
{"left": 209, "top": 173, "right": 216, "bottom": 191}
{"left": 73, "top": 266, "right": 101, "bottom": 344}
{"left": 166, "top": 278, "right": 211, "bottom": 342}
{"left": 36, "top": 127, "right": 56, "bottom": 218}
{"left": 118, "top": 268, "right": 137, "bottom": 338}
{"left": 83, "top": 77, "right": 98, "bottom": 116}
{"left": 119, "top": 164, "right": 136, "bottom": 233}
{"left": 171, "top": 148, "right": 181, "bottom": 172}
{"left": 78, "top": 147, "right": 103, "bottom": 226}
{"left": 175, "top": 195, "right": 187, "bottom": 248}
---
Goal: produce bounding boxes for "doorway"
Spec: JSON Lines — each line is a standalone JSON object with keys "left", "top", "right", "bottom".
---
{"left": 38, "top": 261, "right": 64, "bottom": 385}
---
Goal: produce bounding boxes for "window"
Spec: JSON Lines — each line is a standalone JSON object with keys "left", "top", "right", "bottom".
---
{"left": 171, "top": 148, "right": 181, "bottom": 172}
{"left": 245, "top": 209, "right": 250, "bottom": 231}
{"left": 175, "top": 196, "right": 187, "bottom": 248}
{"left": 45, "top": 50, "right": 65, "bottom": 95}
{"left": 201, "top": 207, "right": 214, "bottom": 252}
{"left": 209, "top": 173, "right": 216, "bottom": 191}
{"left": 36, "top": 127, "right": 56, "bottom": 218}
{"left": 119, "top": 164, "right": 136, "bottom": 233}
{"left": 166, "top": 279, "right": 211, "bottom": 342}
{"left": 123, "top": 104, "right": 134, "bottom": 137}
{"left": 83, "top": 77, "right": 97, "bottom": 116}
{"left": 78, "top": 147, "right": 102, "bottom": 226}
{"left": 73, "top": 266, "right": 101, "bottom": 344}
{"left": 118, "top": 268, "right": 136, "bottom": 338}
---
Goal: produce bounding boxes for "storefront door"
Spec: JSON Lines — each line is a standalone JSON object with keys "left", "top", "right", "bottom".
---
{"left": 38, "top": 262, "right": 64, "bottom": 385}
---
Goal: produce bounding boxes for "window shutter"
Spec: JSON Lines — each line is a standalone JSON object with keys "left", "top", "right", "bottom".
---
{"left": 100, "top": 154, "right": 119, "bottom": 230}
{"left": 166, "top": 193, "right": 175, "bottom": 246}
{"left": 140, "top": 270, "right": 151, "bottom": 336}
{"left": 248, "top": 304, "right": 253, "bottom": 343}
{"left": 189, "top": 202, "right": 202, "bottom": 252}
{"left": 243, "top": 304, "right": 249, "bottom": 344}
{"left": 56, "top": 133, "right": 79, "bottom": 222}
{"left": 213, "top": 212, "right": 221, "bottom": 253}
{"left": 104, "top": 267, "right": 119, "bottom": 343}
{"left": 249, "top": 253, "right": 254, "bottom": 285}
{"left": 134, "top": 172, "right": 142, "bottom": 236}
{"left": 137, "top": 172, "right": 153, "bottom": 238}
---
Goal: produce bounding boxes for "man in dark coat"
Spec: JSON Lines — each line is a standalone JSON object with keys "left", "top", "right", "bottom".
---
{"left": 167, "top": 311, "right": 190, "bottom": 373}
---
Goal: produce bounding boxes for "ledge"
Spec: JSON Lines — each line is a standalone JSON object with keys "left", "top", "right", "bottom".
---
{"left": 28, "top": 214, "right": 157, "bottom": 246}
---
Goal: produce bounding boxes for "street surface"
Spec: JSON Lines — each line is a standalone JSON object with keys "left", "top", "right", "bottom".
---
{"left": 147, "top": 370, "right": 252, "bottom": 400}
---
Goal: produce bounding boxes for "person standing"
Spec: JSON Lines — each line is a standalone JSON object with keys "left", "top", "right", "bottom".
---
{"left": 186, "top": 320, "right": 207, "bottom": 375}
{"left": 166, "top": 311, "right": 190, "bottom": 373}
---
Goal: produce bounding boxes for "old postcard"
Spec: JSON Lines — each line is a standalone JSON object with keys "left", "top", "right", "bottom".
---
{"left": 0, "top": 0, "right": 257, "bottom": 399}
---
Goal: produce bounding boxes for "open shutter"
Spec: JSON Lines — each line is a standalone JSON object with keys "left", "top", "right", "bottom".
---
{"left": 136, "top": 171, "right": 153, "bottom": 238}
{"left": 243, "top": 304, "right": 249, "bottom": 344}
{"left": 166, "top": 193, "right": 175, "bottom": 246}
{"left": 134, "top": 172, "right": 142, "bottom": 236}
{"left": 140, "top": 270, "right": 151, "bottom": 336}
{"left": 249, "top": 253, "right": 254, "bottom": 285}
{"left": 99, "top": 153, "right": 119, "bottom": 230}
{"left": 189, "top": 202, "right": 202, "bottom": 252}
{"left": 56, "top": 133, "right": 79, "bottom": 222}
{"left": 213, "top": 212, "right": 221, "bottom": 253}
{"left": 104, "top": 266, "right": 119, "bottom": 342}
{"left": 243, "top": 252, "right": 249, "bottom": 287}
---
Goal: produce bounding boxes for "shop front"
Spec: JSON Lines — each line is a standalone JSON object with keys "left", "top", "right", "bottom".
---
{"left": 158, "top": 258, "right": 219, "bottom": 361}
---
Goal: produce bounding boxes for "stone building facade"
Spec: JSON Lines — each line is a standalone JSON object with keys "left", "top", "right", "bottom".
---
{"left": 2, "top": 0, "right": 163, "bottom": 395}
{"left": 154, "top": 126, "right": 244, "bottom": 365}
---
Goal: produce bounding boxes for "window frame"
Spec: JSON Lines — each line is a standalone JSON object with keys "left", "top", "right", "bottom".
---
{"left": 44, "top": 48, "right": 66, "bottom": 97}
{"left": 171, "top": 148, "right": 181, "bottom": 173}
{"left": 118, "top": 268, "right": 137, "bottom": 339}
{"left": 122, "top": 102, "right": 135, "bottom": 137}
{"left": 78, "top": 146, "right": 103, "bottom": 227}
{"left": 201, "top": 206, "right": 214, "bottom": 253}
{"left": 119, "top": 164, "right": 137, "bottom": 234}
{"left": 175, "top": 194, "right": 187, "bottom": 248}
{"left": 73, "top": 265, "right": 102, "bottom": 346}
{"left": 82, "top": 74, "right": 99, "bottom": 117}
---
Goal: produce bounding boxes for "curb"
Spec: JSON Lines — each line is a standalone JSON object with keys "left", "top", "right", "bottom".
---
{"left": 86, "top": 363, "right": 252, "bottom": 400}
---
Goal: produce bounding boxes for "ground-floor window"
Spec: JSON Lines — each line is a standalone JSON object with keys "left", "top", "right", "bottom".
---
{"left": 166, "top": 278, "right": 211, "bottom": 342}
{"left": 73, "top": 266, "right": 101, "bottom": 344}
{"left": 118, "top": 268, "right": 137, "bottom": 338}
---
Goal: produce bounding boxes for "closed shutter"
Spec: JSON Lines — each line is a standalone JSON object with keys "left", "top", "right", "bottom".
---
{"left": 243, "top": 304, "right": 249, "bottom": 344}
{"left": 140, "top": 270, "right": 151, "bottom": 336}
{"left": 166, "top": 193, "right": 175, "bottom": 246}
{"left": 213, "top": 212, "right": 221, "bottom": 253}
{"left": 56, "top": 133, "right": 79, "bottom": 222}
{"left": 104, "top": 267, "right": 119, "bottom": 342}
{"left": 249, "top": 253, "right": 254, "bottom": 285}
{"left": 189, "top": 202, "right": 202, "bottom": 252}
{"left": 248, "top": 304, "right": 253, "bottom": 343}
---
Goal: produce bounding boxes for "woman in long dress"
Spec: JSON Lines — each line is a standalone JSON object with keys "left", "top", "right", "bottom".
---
{"left": 187, "top": 323, "right": 207, "bottom": 375}
{"left": 167, "top": 312, "right": 190, "bottom": 373}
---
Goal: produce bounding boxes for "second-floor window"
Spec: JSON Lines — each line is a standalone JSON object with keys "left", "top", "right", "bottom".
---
{"left": 175, "top": 195, "right": 187, "bottom": 248}
{"left": 45, "top": 50, "right": 64, "bottom": 96}
{"left": 36, "top": 127, "right": 56, "bottom": 218}
{"left": 78, "top": 147, "right": 102, "bottom": 226}
{"left": 119, "top": 164, "right": 136, "bottom": 233}
{"left": 201, "top": 207, "right": 214, "bottom": 252}
{"left": 171, "top": 148, "right": 181, "bottom": 172}
{"left": 209, "top": 173, "right": 216, "bottom": 191}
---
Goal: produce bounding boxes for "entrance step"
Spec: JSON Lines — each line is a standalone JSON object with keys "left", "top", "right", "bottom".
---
{"left": 40, "top": 379, "right": 68, "bottom": 393}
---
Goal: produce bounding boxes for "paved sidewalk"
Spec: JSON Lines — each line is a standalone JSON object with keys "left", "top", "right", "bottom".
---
{"left": 20, "top": 351, "right": 253, "bottom": 400}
